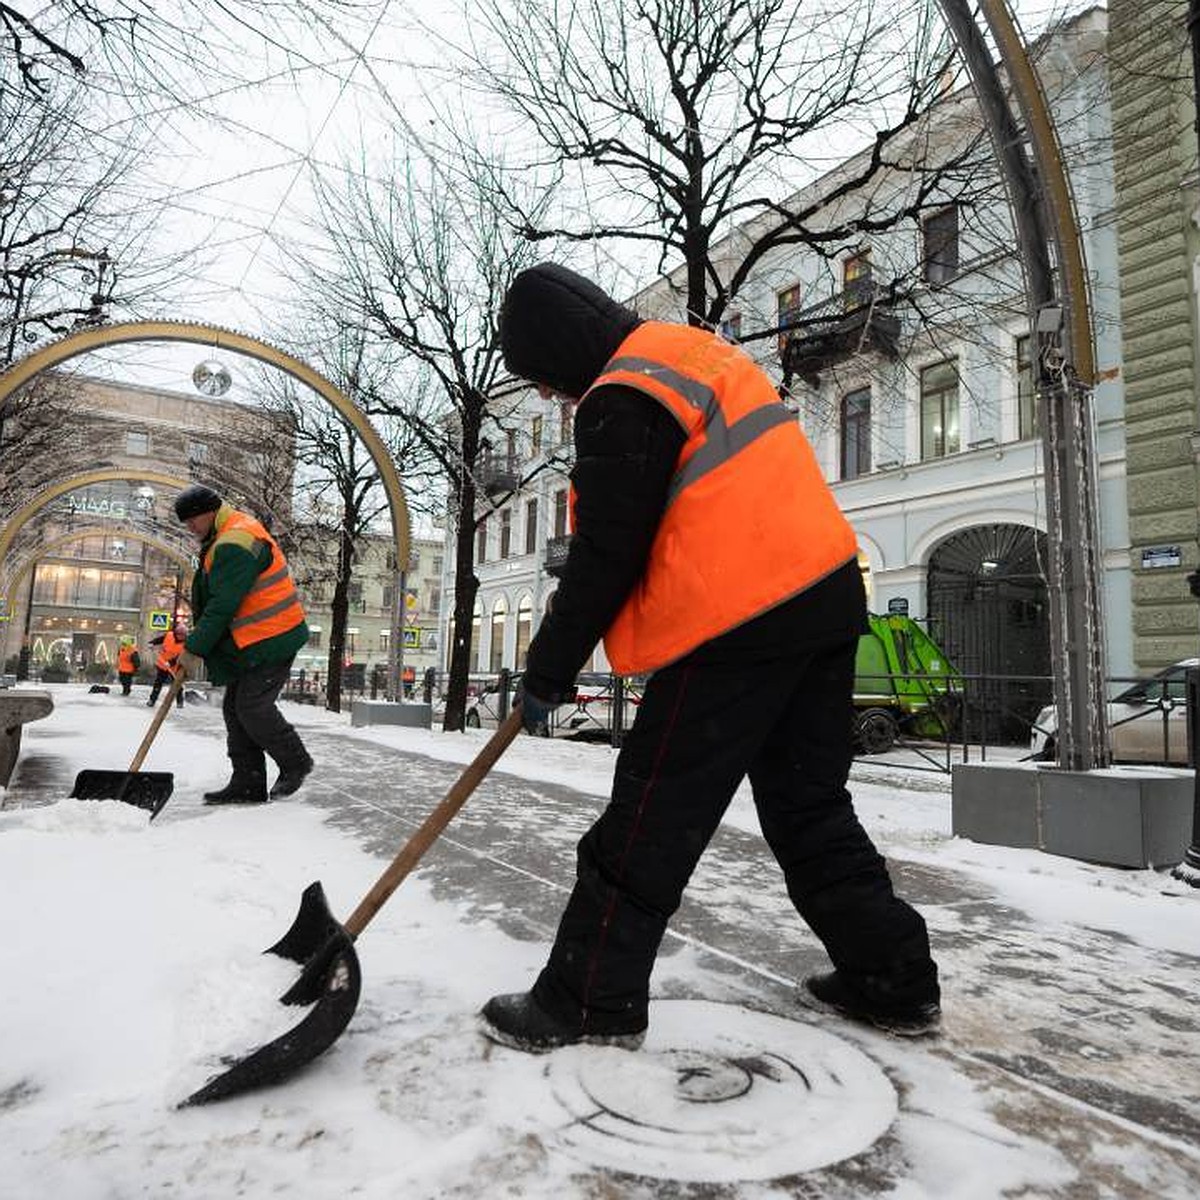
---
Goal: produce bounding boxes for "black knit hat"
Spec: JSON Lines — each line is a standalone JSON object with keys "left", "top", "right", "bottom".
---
{"left": 174, "top": 483, "right": 222, "bottom": 521}
{"left": 500, "top": 263, "right": 641, "bottom": 398}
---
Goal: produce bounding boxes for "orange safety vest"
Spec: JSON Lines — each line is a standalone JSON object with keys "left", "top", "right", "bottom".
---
{"left": 156, "top": 629, "right": 185, "bottom": 674}
{"left": 203, "top": 507, "right": 306, "bottom": 649}
{"left": 117, "top": 645, "right": 138, "bottom": 674}
{"left": 578, "top": 321, "right": 859, "bottom": 675}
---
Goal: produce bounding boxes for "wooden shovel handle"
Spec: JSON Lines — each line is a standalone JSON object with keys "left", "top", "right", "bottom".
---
{"left": 128, "top": 671, "right": 187, "bottom": 773}
{"left": 343, "top": 706, "right": 525, "bottom": 938}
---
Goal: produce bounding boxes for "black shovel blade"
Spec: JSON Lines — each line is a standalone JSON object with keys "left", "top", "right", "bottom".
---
{"left": 70, "top": 770, "right": 174, "bottom": 815}
{"left": 179, "top": 881, "right": 362, "bottom": 1107}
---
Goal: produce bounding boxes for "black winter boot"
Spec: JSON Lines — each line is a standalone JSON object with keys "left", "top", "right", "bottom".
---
{"left": 269, "top": 732, "right": 314, "bottom": 799}
{"left": 479, "top": 991, "right": 646, "bottom": 1054}
{"left": 204, "top": 753, "right": 269, "bottom": 806}
{"left": 203, "top": 772, "right": 268, "bottom": 805}
{"left": 803, "top": 971, "right": 941, "bottom": 1037}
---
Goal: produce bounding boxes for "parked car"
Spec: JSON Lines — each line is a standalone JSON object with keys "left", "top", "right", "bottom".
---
{"left": 1029, "top": 659, "right": 1198, "bottom": 765}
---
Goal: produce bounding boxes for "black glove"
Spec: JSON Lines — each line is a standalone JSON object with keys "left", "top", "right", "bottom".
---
{"left": 515, "top": 682, "right": 559, "bottom": 736}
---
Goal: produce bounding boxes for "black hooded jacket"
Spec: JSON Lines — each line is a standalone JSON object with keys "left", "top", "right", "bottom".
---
{"left": 502, "top": 263, "right": 866, "bottom": 700}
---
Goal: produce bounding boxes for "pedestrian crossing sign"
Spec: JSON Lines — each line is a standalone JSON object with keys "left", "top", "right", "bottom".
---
{"left": 149, "top": 610, "right": 171, "bottom": 631}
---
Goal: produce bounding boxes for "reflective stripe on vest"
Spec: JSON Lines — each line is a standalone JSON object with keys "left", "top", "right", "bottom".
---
{"left": 580, "top": 321, "right": 859, "bottom": 675}
{"left": 203, "top": 509, "right": 306, "bottom": 649}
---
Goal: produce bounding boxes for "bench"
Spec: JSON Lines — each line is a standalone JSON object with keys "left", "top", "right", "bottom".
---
{"left": 0, "top": 689, "right": 54, "bottom": 787}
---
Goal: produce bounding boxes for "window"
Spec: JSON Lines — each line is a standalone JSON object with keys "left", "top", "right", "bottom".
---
{"left": 125, "top": 430, "right": 149, "bottom": 456}
{"left": 840, "top": 388, "right": 872, "bottom": 480}
{"left": 553, "top": 489, "right": 569, "bottom": 538}
{"left": 489, "top": 599, "right": 507, "bottom": 672}
{"left": 432, "top": 556, "right": 443, "bottom": 576}
{"left": 524, "top": 498, "right": 538, "bottom": 555}
{"left": 530, "top": 415, "right": 543, "bottom": 456}
{"left": 378, "top": 630, "right": 390, "bottom": 651}
{"left": 470, "top": 606, "right": 482, "bottom": 671}
{"left": 186, "top": 439, "right": 208, "bottom": 464}
{"left": 558, "top": 401, "right": 573, "bottom": 445}
{"left": 381, "top": 584, "right": 394, "bottom": 612}
{"left": 506, "top": 430, "right": 517, "bottom": 460}
{"left": 348, "top": 581, "right": 364, "bottom": 612}
{"left": 777, "top": 283, "right": 802, "bottom": 354}
{"left": 1016, "top": 334, "right": 1037, "bottom": 439}
{"left": 499, "top": 508, "right": 512, "bottom": 559}
{"left": 516, "top": 596, "right": 533, "bottom": 668}
{"left": 920, "top": 359, "right": 960, "bottom": 460}
{"left": 308, "top": 628, "right": 322, "bottom": 649}
{"left": 428, "top": 584, "right": 441, "bottom": 613}
{"left": 923, "top": 208, "right": 959, "bottom": 286}
{"left": 843, "top": 249, "right": 873, "bottom": 309}
{"left": 719, "top": 312, "right": 742, "bottom": 341}
{"left": 476, "top": 517, "right": 487, "bottom": 563}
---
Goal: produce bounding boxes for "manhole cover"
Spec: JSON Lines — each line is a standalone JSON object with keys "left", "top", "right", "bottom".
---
{"left": 539, "top": 999, "right": 897, "bottom": 1183}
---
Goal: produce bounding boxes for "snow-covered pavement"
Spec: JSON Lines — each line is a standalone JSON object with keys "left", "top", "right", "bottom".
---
{"left": 1, "top": 682, "right": 1198, "bottom": 1198}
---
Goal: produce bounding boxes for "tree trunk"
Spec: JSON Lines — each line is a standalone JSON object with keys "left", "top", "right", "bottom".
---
{"left": 325, "top": 520, "right": 355, "bottom": 713}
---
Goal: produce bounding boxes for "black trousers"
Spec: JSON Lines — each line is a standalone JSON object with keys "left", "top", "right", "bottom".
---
{"left": 118, "top": 671, "right": 133, "bottom": 696}
{"left": 222, "top": 657, "right": 301, "bottom": 770}
{"left": 148, "top": 667, "right": 184, "bottom": 707}
{"left": 533, "top": 636, "right": 938, "bottom": 1033}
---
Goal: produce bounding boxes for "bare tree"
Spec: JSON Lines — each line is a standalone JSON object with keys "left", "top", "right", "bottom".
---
{"left": 257, "top": 324, "right": 435, "bottom": 712}
{"left": 447, "top": 0, "right": 990, "bottom": 329}
{"left": 296, "top": 144, "right": 548, "bottom": 730}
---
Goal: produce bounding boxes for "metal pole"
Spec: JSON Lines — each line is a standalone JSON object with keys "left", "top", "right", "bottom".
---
{"left": 1173, "top": 584, "right": 1200, "bottom": 885}
{"left": 937, "top": 0, "right": 1110, "bottom": 771}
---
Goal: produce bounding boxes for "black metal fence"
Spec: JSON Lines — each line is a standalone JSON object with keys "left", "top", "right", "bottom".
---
{"left": 418, "top": 667, "right": 1194, "bottom": 776}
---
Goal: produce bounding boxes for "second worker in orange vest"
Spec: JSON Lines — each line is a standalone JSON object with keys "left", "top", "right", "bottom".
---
{"left": 147, "top": 621, "right": 187, "bottom": 709}
{"left": 480, "top": 263, "right": 940, "bottom": 1053}
{"left": 174, "top": 484, "right": 312, "bottom": 805}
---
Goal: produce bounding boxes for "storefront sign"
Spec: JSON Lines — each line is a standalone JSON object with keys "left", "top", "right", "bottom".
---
{"left": 887, "top": 597, "right": 910, "bottom": 616}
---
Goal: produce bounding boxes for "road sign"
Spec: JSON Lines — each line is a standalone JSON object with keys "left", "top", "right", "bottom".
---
{"left": 148, "top": 610, "right": 171, "bottom": 631}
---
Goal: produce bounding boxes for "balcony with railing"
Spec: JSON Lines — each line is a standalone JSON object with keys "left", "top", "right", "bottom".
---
{"left": 477, "top": 452, "right": 519, "bottom": 497}
{"left": 780, "top": 281, "right": 902, "bottom": 389}
{"left": 545, "top": 534, "right": 571, "bottom": 578}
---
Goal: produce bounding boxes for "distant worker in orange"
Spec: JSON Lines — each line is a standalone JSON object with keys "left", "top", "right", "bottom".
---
{"left": 116, "top": 637, "right": 140, "bottom": 696}
{"left": 147, "top": 619, "right": 187, "bottom": 709}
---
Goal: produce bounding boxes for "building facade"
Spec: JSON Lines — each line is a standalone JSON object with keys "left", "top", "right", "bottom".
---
{"left": 292, "top": 531, "right": 445, "bottom": 693}
{"left": 1109, "top": 0, "right": 1200, "bottom": 670}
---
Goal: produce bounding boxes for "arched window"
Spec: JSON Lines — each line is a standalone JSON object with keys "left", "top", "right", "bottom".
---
{"left": 470, "top": 604, "right": 483, "bottom": 672}
{"left": 490, "top": 598, "right": 508, "bottom": 673}
{"left": 516, "top": 596, "right": 533, "bottom": 668}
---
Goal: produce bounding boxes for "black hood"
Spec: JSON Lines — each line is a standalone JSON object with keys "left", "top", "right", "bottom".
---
{"left": 499, "top": 263, "right": 642, "bottom": 398}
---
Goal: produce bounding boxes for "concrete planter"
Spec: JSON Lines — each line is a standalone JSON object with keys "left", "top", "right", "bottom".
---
{"left": 951, "top": 761, "right": 1194, "bottom": 868}
{"left": 350, "top": 699, "right": 433, "bottom": 729}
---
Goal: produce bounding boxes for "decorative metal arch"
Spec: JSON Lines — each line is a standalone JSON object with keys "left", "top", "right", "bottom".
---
{"left": 4, "top": 525, "right": 194, "bottom": 602}
{"left": 0, "top": 468, "right": 191, "bottom": 589}
{"left": 0, "top": 320, "right": 413, "bottom": 694}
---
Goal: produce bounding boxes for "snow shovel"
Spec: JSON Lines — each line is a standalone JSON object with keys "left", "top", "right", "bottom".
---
{"left": 70, "top": 671, "right": 186, "bottom": 818}
{"left": 181, "top": 705, "right": 525, "bottom": 1107}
